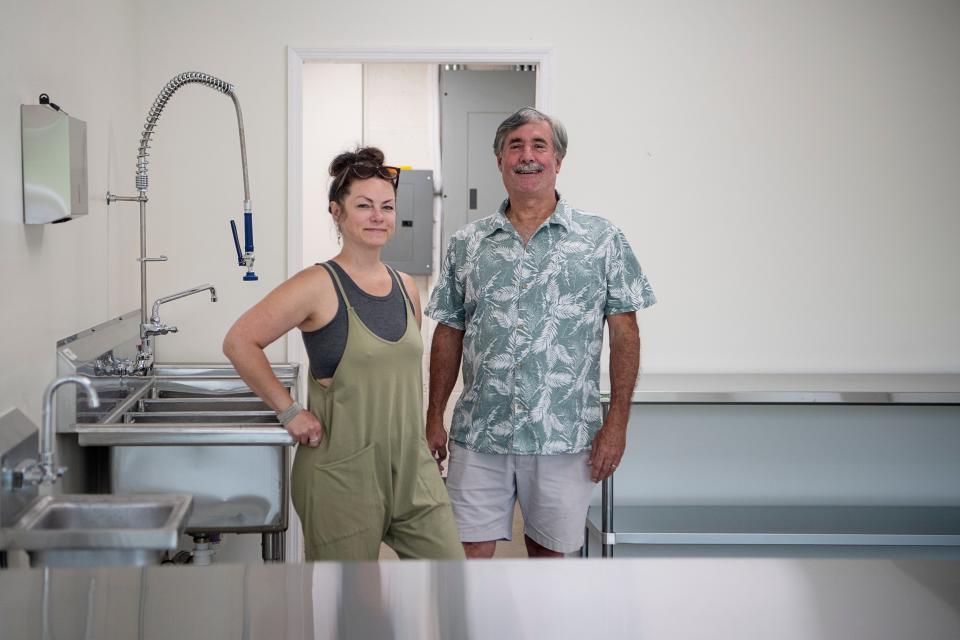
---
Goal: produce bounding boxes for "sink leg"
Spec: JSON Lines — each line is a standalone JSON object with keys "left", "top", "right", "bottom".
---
{"left": 262, "top": 532, "right": 284, "bottom": 562}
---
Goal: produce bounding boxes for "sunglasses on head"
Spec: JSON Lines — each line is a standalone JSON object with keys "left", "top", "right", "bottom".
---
{"left": 335, "top": 163, "right": 402, "bottom": 195}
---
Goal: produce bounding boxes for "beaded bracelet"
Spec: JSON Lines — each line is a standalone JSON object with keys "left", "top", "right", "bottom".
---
{"left": 276, "top": 401, "right": 303, "bottom": 426}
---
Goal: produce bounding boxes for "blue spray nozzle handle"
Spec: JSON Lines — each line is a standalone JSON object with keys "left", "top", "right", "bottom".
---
{"left": 243, "top": 211, "right": 254, "bottom": 253}
{"left": 230, "top": 219, "right": 244, "bottom": 266}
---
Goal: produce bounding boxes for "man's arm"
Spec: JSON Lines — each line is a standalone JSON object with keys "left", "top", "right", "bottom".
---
{"left": 426, "top": 323, "right": 465, "bottom": 471}
{"left": 588, "top": 312, "right": 639, "bottom": 482}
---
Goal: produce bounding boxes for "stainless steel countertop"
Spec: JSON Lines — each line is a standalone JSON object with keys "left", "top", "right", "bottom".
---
{"left": 600, "top": 373, "right": 960, "bottom": 404}
{"left": 1, "top": 557, "right": 959, "bottom": 639}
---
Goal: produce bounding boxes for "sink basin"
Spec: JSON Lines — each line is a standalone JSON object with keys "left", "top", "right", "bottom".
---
{"left": 129, "top": 396, "right": 275, "bottom": 423}
{"left": 74, "top": 364, "right": 296, "bottom": 446}
{"left": 70, "top": 363, "right": 298, "bottom": 534}
{"left": 3, "top": 493, "right": 192, "bottom": 567}
{"left": 140, "top": 398, "right": 271, "bottom": 412}
{"left": 54, "top": 312, "right": 298, "bottom": 547}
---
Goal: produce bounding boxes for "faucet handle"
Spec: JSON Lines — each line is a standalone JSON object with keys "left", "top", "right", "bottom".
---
{"left": 230, "top": 216, "right": 258, "bottom": 281}
{"left": 15, "top": 459, "right": 41, "bottom": 487}
{"left": 143, "top": 321, "right": 178, "bottom": 336}
{"left": 14, "top": 459, "right": 66, "bottom": 488}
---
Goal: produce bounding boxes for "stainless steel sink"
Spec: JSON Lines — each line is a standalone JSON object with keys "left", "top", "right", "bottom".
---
{"left": 75, "top": 364, "right": 297, "bottom": 446}
{"left": 139, "top": 398, "right": 271, "bottom": 412}
{"left": 72, "top": 364, "right": 298, "bottom": 535}
{"left": 129, "top": 396, "right": 275, "bottom": 424}
{"left": 56, "top": 314, "right": 298, "bottom": 557}
{"left": 4, "top": 493, "right": 192, "bottom": 567}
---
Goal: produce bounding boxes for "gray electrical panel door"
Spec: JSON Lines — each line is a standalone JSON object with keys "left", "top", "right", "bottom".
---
{"left": 381, "top": 169, "right": 434, "bottom": 275}
{"left": 440, "top": 69, "right": 536, "bottom": 252}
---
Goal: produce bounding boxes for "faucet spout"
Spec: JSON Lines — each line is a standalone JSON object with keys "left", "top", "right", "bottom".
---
{"left": 137, "top": 284, "right": 217, "bottom": 374}
{"left": 24, "top": 376, "right": 100, "bottom": 486}
{"left": 150, "top": 284, "right": 218, "bottom": 324}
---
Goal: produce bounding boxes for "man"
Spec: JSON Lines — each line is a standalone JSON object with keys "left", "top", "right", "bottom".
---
{"left": 425, "top": 107, "right": 656, "bottom": 558}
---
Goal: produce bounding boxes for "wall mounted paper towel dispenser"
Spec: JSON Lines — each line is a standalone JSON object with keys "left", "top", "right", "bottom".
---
{"left": 21, "top": 98, "right": 88, "bottom": 224}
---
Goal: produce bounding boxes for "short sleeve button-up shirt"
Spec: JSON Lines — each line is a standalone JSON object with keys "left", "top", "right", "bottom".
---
{"left": 426, "top": 197, "right": 656, "bottom": 455}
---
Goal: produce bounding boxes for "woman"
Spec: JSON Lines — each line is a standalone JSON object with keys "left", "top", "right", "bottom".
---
{"left": 223, "top": 147, "right": 463, "bottom": 561}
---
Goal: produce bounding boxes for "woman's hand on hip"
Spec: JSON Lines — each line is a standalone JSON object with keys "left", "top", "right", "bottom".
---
{"left": 287, "top": 411, "right": 325, "bottom": 447}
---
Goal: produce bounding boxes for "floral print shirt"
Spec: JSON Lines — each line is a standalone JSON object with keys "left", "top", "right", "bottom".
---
{"left": 426, "top": 197, "right": 657, "bottom": 455}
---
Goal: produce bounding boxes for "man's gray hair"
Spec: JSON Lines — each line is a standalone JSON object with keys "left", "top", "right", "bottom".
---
{"left": 493, "top": 107, "right": 568, "bottom": 161}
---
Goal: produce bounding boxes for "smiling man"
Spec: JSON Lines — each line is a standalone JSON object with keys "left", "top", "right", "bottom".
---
{"left": 425, "top": 107, "right": 657, "bottom": 558}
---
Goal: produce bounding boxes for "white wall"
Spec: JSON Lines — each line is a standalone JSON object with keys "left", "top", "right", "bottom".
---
{"left": 4, "top": 0, "right": 959, "bottom": 432}
{"left": 302, "top": 63, "right": 363, "bottom": 272}
{"left": 0, "top": 1, "right": 141, "bottom": 424}
{"left": 135, "top": 0, "right": 960, "bottom": 374}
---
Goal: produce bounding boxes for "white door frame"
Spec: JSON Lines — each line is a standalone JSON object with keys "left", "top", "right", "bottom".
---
{"left": 284, "top": 46, "right": 554, "bottom": 561}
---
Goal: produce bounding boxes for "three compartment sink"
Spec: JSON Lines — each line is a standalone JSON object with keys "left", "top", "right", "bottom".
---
{"left": 3, "top": 493, "right": 192, "bottom": 567}
{"left": 71, "top": 363, "right": 298, "bottom": 535}
{"left": 75, "top": 364, "right": 297, "bottom": 446}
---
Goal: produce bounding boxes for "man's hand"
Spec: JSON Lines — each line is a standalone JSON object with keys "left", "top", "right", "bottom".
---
{"left": 590, "top": 312, "right": 639, "bottom": 482}
{"left": 587, "top": 416, "right": 626, "bottom": 483}
{"left": 427, "top": 323, "right": 463, "bottom": 474}
{"left": 426, "top": 417, "right": 449, "bottom": 473}
{"left": 286, "top": 410, "right": 325, "bottom": 448}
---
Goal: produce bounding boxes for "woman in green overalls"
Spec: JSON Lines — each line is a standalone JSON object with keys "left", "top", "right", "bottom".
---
{"left": 224, "top": 147, "right": 464, "bottom": 561}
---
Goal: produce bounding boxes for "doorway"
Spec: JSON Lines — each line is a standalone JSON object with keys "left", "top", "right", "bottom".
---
{"left": 286, "top": 47, "right": 552, "bottom": 562}
{"left": 439, "top": 66, "right": 536, "bottom": 252}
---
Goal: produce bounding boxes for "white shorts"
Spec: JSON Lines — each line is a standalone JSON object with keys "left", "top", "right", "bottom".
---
{"left": 445, "top": 441, "right": 595, "bottom": 553}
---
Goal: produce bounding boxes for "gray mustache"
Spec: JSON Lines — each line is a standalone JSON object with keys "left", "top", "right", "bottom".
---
{"left": 514, "top": 162, "right": 544, "bottom": 174}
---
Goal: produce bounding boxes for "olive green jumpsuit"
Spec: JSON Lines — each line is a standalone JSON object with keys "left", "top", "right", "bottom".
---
{"left": 291, "top": 265, "right": 464, "bottom": 561}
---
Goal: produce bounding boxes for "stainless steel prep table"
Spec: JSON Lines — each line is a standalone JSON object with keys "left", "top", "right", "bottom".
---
{"left": 2, "top": 557, "right": 959, "bottom": 639}
{"left": 587, "top": 374, "right": 960, "bottom": 557}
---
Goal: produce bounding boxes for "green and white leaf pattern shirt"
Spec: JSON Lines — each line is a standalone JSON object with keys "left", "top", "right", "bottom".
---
{"left": 426, "top": 197, "right": 657, "bottom": 455}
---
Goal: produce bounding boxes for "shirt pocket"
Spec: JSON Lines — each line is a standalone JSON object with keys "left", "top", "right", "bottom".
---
{"left": 292, "top": 442, "right": 382, "bottom": 545}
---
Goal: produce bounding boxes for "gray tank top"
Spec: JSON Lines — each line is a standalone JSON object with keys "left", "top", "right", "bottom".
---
{"left": 301, "top": 261, "right": 411, "bottom": 380}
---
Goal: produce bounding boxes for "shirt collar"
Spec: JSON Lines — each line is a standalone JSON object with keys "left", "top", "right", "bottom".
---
{"left": 486, "top": 192, "right": 571, "bottom": 238}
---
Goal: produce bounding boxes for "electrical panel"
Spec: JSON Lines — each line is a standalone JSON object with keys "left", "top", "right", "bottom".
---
{"left": 382, "top": 169, "right": 434, "bottom": 275}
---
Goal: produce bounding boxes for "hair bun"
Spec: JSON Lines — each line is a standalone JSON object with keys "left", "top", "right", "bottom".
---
{"left": 328, "top": 146, "right": 386, "bottom": 177}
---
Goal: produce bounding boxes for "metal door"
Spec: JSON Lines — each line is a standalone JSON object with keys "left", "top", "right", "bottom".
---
{"left": 440, "top": 69, "right": 536, "bottom": 251}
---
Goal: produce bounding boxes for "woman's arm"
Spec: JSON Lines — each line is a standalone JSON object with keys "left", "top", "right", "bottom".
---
{"left": 223, "top": 267, "right": 333, "bottom": 446}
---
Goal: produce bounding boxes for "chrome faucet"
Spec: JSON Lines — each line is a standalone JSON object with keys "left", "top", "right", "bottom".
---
{"left": 106, "top": 71, "right": 259, "bottom": 375}
{"left": 147, "top": 284, "right": 218, "bottom": 335}
{"left": 19, "top": 376, "right": 100, "bottom": 486}
{"left": 138, "top": 285, "right": 217, "bottom": 368}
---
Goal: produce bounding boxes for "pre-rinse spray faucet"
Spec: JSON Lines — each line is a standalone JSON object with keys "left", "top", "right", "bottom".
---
{"left": 107, "top": 71, "right": 258, "bottom": 374}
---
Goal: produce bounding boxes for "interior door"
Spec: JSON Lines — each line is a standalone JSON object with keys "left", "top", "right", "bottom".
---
{"left": 439, "top": 68, "right": 536, "bottom": 251}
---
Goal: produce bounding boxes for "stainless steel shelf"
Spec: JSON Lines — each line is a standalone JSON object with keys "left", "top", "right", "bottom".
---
{"left": 591, "top": 375, "right": 960, "bottom": 556}
{"left": 586, "top": 505, "right": 960, "bottom": 549}
{"left": 600, "top": 374, "right": 960, "bottom": 404}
